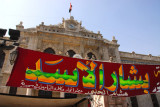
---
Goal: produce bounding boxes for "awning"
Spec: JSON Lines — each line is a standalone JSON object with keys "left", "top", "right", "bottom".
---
{"left": 0, "top": 93, "right": 86, "bottom": 107}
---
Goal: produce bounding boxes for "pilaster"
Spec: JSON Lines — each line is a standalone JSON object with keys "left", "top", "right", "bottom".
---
{"left": 102, "top": 44, "right": 110, "bottom": 61}
{"left": 80, "top": 39, "right": 84, "bottom": 58}
{"left": 114, "top": 46, "right": 121, "bottom": 63}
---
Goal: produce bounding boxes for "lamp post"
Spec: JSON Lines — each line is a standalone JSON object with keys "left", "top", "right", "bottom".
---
{"left": 0, "top": 28, "right": 20, "bottom": 65}
{"left": 10, "top": 50, "right": 18, "bottom": 65}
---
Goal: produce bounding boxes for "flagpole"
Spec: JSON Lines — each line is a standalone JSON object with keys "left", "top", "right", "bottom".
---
{"left": 69, "top": 2, "right": 72, "bottom": 17}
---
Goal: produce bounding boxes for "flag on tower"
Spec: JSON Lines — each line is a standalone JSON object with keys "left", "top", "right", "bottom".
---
{"left": 69, "top": 3, "right": 72, "bottom": 13}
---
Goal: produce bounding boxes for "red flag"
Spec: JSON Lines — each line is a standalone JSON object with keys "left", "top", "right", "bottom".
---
{"left": 69, "top": 3, "right": 72, "bottom": 13}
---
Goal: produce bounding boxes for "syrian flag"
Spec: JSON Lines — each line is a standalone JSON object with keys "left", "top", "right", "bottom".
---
{"left": 69, "top": 3, "right": 72, "bottom": 13}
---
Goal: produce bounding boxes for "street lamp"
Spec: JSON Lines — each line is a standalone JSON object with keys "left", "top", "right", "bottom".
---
{"left": 0, "top": 28, "right": 20, "bottom": 65}
{"left": 10, "top": 50, "right": 18, "bottom": 65}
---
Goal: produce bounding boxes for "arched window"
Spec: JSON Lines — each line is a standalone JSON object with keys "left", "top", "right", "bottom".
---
{"left": 87, "top": 52, "right": 97, "bottom": 60}
{"left": 66, "top": 50, "right": 76, "bottom": 57}
{"left": 44, "top": 48, "right": 55, "bottom": 54}
{"left": 0, "top": 51, "right": 5, "bottom": 72}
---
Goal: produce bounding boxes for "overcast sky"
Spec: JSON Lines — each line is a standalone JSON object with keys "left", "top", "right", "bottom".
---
{"left": 0, "top": 0, "right": 160, "bottom": 56}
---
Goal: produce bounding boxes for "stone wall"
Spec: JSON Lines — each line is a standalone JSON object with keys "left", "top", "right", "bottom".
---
{"left": 120, "top": 51, "right": 160, "bottom": 64}
{"left": 1, "top": 16, "right": 159, "bottom": 107}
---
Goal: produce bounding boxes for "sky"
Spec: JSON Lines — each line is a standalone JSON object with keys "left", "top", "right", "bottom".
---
{"left": 0, "top": 0, "right": 160, "bottom": 56}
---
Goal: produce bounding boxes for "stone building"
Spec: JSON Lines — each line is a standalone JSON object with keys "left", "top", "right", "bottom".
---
{"left": 0, "top": 16, "right": 160, "bottom": 107}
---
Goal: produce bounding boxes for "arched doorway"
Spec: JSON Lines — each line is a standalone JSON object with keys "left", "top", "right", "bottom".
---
{"left": 38, "top": 48, "right": 56, "bottom": 98}
{"left": 66, "top": 50, "right": 76, "bottom": 57}
{"left": 87, "top": 52, "right": 97, "bottom": 60}
{"left": 43, "top": 48, "right": 55, "bottom": 54}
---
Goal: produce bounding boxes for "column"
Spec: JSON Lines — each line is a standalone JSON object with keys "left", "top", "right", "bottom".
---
{"left": 26, "top": 88, "right": 32, "bottom": 96}
{"left": 114, "top": 46, "right": 121, "bottom": 63}
{"left": 102, "top": 45, "right": 109, "bottom": 61}
{"left": 0, "top": 50, "right": 12, "bottom": 93}
{"left": 80, "top": 39, "right": 84, "bottom": 58}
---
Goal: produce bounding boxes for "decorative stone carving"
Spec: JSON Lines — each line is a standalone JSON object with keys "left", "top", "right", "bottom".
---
{"left": 16, "top": 21, "right": 24, "bottom": 30}
{"left": 70, "top": 16, "right": 74, "bottom": 20}
{"left": 112, "top": 36, "right": 117, "bottom": 43}
{"left": 19, "top": 21, "right": 23, "bottom": 26}
{"left": 132, "top": 51, "right": 135, "bottom": 55}
{"left": 109, "top": 57, "right": 113, "bottom": 62}
{"left": 149, "top": 54, "right": 152, "bottom": 57}
{"left": 41, "top": 22, "right": 44, "bottom": 25}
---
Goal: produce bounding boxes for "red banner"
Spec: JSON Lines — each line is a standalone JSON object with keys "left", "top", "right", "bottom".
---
{"left": 7, "top": 48, "right": 160, "bottom": 97}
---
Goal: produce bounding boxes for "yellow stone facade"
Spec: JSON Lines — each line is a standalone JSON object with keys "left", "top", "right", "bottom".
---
{"left": 0, "top": 16, "right": 160, "bottom": 107}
